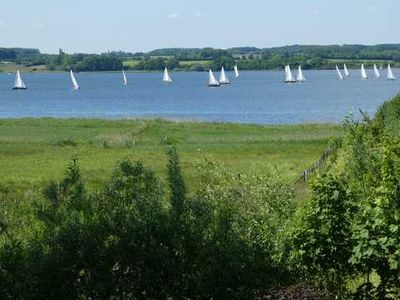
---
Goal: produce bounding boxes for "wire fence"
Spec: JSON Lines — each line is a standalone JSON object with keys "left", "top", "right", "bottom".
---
{"left": 294, "top": 139, "right": 341, "bottom": 185}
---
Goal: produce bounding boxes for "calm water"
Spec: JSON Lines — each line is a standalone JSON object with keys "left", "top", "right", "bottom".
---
{"left": 0, "top": 70, "right": 399, "bottom": 124}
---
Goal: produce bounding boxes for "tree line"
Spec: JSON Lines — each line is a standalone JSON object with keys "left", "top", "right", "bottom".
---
{"left": 2, "top": 44, "right": 400, "bottom": 72}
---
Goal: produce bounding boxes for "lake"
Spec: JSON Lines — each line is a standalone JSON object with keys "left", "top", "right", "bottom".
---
{"left": 0, "top": 70, "right": 399, "bottom": 124}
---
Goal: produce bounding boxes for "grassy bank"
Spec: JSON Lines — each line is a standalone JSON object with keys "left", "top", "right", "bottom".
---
{"left": 0, "top": 118, "right": 342, "bottom": 191}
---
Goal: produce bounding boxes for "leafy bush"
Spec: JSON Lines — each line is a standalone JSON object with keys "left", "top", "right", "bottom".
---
{"left": 0, "top": 150, "right": 295, "bottom": 299}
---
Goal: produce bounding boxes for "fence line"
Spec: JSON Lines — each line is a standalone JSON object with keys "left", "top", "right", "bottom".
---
{"left": 294, "top": 140, "right": 341, "bottom": 185}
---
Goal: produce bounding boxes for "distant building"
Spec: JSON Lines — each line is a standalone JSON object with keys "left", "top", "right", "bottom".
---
{"left": 232, "top": 53, "right": 262, "bottom": 59}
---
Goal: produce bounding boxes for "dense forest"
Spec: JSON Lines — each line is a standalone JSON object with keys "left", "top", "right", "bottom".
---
{"left": 1, "top": 94, "right": 400, "bottom": 298}
{"left": 2, "top": 44, "right": 400, "bottom": 72}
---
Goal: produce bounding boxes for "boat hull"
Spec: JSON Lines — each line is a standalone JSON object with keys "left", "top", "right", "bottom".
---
{"left": 12, "top": 87, "right": 27, "bottom": 90}
{"left": 284, "top": 80, "right": 297, "bottom": 84}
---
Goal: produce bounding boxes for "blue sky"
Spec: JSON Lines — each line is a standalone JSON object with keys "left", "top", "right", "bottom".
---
{"left": 0, "top": 0, "right": 398, "bottom": 53}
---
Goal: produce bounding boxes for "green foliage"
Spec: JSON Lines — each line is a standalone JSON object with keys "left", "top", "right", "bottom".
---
{"left": 0, "top": 148, "right": 296, "bottom": 298}
{"left": 349, "top": 136, "right": 400, "bottom": 298}
{"left": 374, "top": 95, "right": 400, "bottom": 135}
{"left": 292, "top": 96, "right": 400, "bottom": 297}
{"left": 292, "top": 173, "right": 356, "bottom": 295}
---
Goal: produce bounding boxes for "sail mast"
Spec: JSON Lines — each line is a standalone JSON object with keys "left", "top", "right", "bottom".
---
{"left": 361, "top": 64, "right": 368, "bottom": 79}
{"left": 163, "top": 67, "right": 172, "bottom": 83}
{"left": 336, "top": 65, "right": 344, "bottom": 80}
{"left": 122, "top": 69, "right": 128, "bottom": 85}
{"left": 234, "top": 64, "right": 240, "bottom": 78}
{"left": 208, "top": 69, "right": 220, "bottom": 87}
{"left": 343, "top": 64, "right": 350, "bottom": 77}
{"left": 284, "top": 65, "right": 296, "bottom": 83}
{"left": 373, "top": 64, "right": 380, "bottom": 78}
{"left": 13, "top": 70, "right": 27, "bottom": 90}
{"left": 70, "top": 70, "right": 79, "bottom": 90}
{"left": 296, "top": 65, "right": 306, "bottom": 82}
{"left": 387, "top": 64, "right": 396, "bottom": 80}
{"left": 219, "top": 67, "right": 230, "bottom": 84}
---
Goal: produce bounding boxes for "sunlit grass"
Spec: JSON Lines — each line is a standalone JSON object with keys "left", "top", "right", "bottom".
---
{"left": 0, "top": 118, "right": 342, "bottom": 191}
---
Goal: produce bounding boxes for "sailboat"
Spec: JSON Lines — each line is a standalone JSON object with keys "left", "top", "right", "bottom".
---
{"left": 387, "top": 64, "right": 396, "bottom": 80}
{"left": 70, "top": 70, "right": 79, "bottom": 90}
{"left": 296, "top": 65, "right": 306, "bottom": 82}
{"left": 219, "top": 67, "right": 231, "bottom": 84}
{"left": 336, "top": 65, "right": 344, "bottom": 80}
{"left": 284, "top": 65, "right": 296, "bottom": 83}
{"left": 162, "top": 67, "right": 172, "bottom": 84}
{"left": 208, "top": 69, "right": 220, "bottom": 87}
{"left": 361, "top": 64, "right": 368, "bottom": 80}
{"left": 373, "top": 64, "right": 380, "bottom": 78}
{"left": 13, "top": 70, "right": 27, "bottom": 90}
{"left": 122, "top": 69, "right": 128, "bottom": 86}
{"left": 343, "top": 64, "right": 350, "bottom": 77}
{"left": 234, "top": 64, "right": 240, "bottom": 78}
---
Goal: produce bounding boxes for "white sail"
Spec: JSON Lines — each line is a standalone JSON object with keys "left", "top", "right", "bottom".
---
{"left": 208, "top": 69, "right": 220, "bottom": 87}
{"left": 70, "top": 70, "right": 79, "bottom": 90}
{"left": 373, "top": 64, "right": 380, "bottom": 78}
{"left": 336, "top": 65, "right": 344, "bottom": 80}
{"left": 219, "top": 67, "right": 230, "bottom": 84}
{"left": 14, "top": 70, "right": 26, "bottom": 89}
{"left": 284, "top": 65, "right": 296, "bottom": 83}
{"left": 234, "top": 64, "right": 240, "bottom": 78}
{"left": 296, "top": 65, "right": 306, "bottom": 82}
{"left": 343, "top": 64, "right": 350, "bottom": 77}
{"left": 361, "top": 64, "right": 368, "bottom": 79}
{"left": 163, "top": 67, "right": 172, "bottom": 83}
{"left": 122, "top": 69, "right": 128, "bottom": 85}
{"left": 387, "top": 64, "right": 396, "bottom": 80}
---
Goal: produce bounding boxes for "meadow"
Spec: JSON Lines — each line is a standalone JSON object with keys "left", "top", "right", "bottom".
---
{"left": 1, "top": 98, "right": 400, "bottom": 298}
{"left": 0, "top": 118, "right": 341, "bottom": 191}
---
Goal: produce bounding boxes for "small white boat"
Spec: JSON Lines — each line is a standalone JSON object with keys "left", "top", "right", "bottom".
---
{"left": 387, "top": 64, "right": 396, "bottom": 80}
{"left": 296, "top": 65, "right": 306, "bottom": 82}
{"left": 70, "top": 70, "right": 79, "bottom": 90}
{"left": 219, "top": 67, "right": 231, "bottom": 84}
{"left": 13, "top": 70, "right": 27, "bottom": 90}
{"left": 373, "top": 64, "right": 380, "bottom": 78}
{"left": 234, "top": 64, "right": 240, "bottom": 78}
{"left": 361, "top": 64, "right": 368, "bottom": 80}
{"left": 284, "top": 65, "right": 296, "bottom": 83}
{"left": 336, "top": 65, "right": 344, "bottom": 80}
{"left": 343, "top": 64, "right": 350, "bottom": 77}
{"left": 208, "top": 69, "right": 220, "bottom": 87}
{"left": 122, "top": 69, "right": 128, "bottom": 86}
{"left": 162, "top": 67, "right": 172, "bottom": 84}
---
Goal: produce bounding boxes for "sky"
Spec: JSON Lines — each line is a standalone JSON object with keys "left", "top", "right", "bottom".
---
{"left": 0, "top": 0, "right": 399, "bottom": 54}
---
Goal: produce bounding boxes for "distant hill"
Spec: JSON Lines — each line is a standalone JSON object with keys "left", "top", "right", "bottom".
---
{"left": 0, "top": 48, "right": 41, "bottom": 60}
{"left": 146, "top": 44, "right": 400, "bottom": 61}
{"left": 3, "top": 44, "right": 400, "bottom": 72}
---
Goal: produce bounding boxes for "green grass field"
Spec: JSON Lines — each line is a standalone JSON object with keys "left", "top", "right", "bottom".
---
{"left": 0, "top": 118, "right": 342, "bottom": 191}
{"left": 122, "top": 59, "right": 141, "bottom": 68}
{"left": 179, "top": 60, "right": 212, "bottom": 66}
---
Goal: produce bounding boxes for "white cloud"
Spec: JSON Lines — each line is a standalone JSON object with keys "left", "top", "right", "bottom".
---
{"left": 194, "top": 12, "right": 205, "bottom": 18}
{"left": 31, "top": 23, "right": 44, "bottom": 28}
{"left": 369, "top": 6, "right": 378, "bottom": 12}
{"left": 168, "top": 13, "right": 180, "bottom": 19}
{"left": 313, "top": 9, "right": 321, "bottom": 15}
